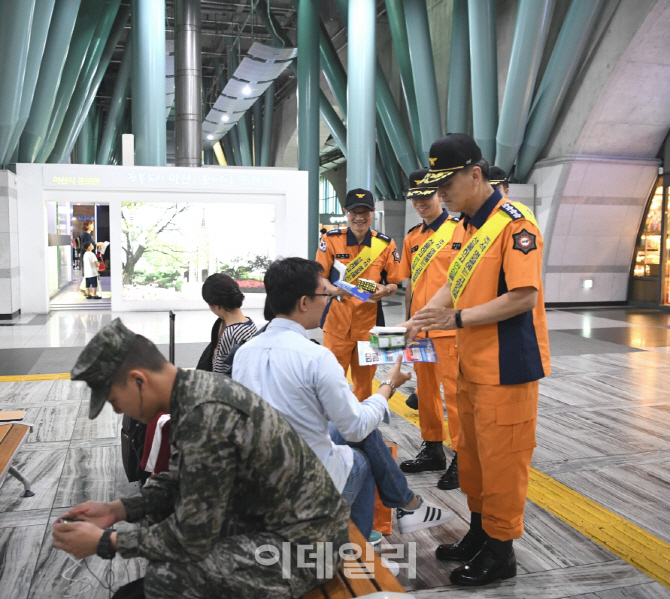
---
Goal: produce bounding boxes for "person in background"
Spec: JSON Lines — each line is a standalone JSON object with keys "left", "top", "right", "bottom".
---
{"left": 489, "top": 166, "right": 510, "bottom": 198}
{"left": 316, "top": 189, "right": 403, "bottom": 402}
{"left": 79, "top": 220, "right": 95, "bottom": 296}
{"left": 202, "top": 273, "right": 257, "bottom": 376}
{"left": 82, "top": 242, "right": 101, "bottom": 299}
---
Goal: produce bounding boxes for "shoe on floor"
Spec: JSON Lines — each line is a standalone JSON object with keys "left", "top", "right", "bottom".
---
{"left": 437, "top": 452, "right": 459, "bottom": 490}
{"left": 405, "top": 392, "right": 419, "bottom": 410}
{"left": 397, "top": 497, "right": 455, "bottom": 534}
{"left": 435, "top": 528, "right": 487, "bottom": 562}
{"left": 86, "top": 295, "right": 94, "bottom": 299}
{"left": 399, "top": 441, "right": 446, "bottom": 473}
{"left": 449, "top": 544, "right": 516, "bottom": 586}
{"left": 92, "top": 295, "right": 103, "bottom": 299}
{"left": 368, "top": 530, "right": 383, "bottom": 546}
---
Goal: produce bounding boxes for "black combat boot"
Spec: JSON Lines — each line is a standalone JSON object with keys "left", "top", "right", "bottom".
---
{"left": 449, "top": 538, "right": 516, "bottom": 586}
{"left": 437, "top": 452, "right": 459, "bottom": 490}
{"left": 405, "top": 392, "right": 419, "bottom": 410}
{"left": 399, "top": 441, "right": 446, "bottom": 473}
{"left": 435, "top": 512, "right": 486, "bottom": 562}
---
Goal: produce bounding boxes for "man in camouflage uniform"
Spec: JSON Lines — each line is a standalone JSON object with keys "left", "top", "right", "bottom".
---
{"left": 52, "top": 318, "right": 350, "bottom": 599}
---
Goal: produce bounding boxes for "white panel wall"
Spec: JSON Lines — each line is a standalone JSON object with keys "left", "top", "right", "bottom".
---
{"left": 0, "top": 171, "right": 20, "bottom": 318}
{"left": 528, "top": 156, "right": 659, "bottom": 304}
{"left": 16, "top": 164, "right": 309, "bottom": 314}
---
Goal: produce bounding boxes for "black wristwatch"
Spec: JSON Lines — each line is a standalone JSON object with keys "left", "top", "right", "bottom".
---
{"left": 455, "top": 310, "right": 464, "bottom": 329}
{"left": 97, "top": 527, "right": 116, "bottom": 560}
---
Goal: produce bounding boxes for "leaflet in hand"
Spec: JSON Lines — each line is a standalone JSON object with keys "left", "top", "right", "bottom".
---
{"left": 357, "top": 339, "right": 438, "bottom": 366}
{"left": 334, "top": 280, "right": 372, "bottom": 302}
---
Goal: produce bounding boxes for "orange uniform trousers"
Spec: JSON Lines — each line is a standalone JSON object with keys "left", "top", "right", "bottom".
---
{"left": 413, "top": 337, "right": 459, "bottom": 449}
{"left": 324, "top": 331, "right": 376, "bottom": 402}
{"left": 456, "top": 373, "right": 538, "bottom": 541}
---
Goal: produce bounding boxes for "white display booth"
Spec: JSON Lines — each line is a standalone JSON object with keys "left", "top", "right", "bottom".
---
{"left": 16, "top": 164, "right": 308, "bottom": 314}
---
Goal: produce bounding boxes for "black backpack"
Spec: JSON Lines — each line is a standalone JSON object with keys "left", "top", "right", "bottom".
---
{"left": 121, "top": 415, "right": 150, "bottom": 485}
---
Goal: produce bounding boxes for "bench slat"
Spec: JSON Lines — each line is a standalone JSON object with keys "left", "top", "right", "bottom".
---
{"left": 0, "top": 424, "right": 31, "bottom": 482}
{"left": 0, "top": 411, "right": 26, "bottom": 422}
{"left": 349, "top": 522, "right": 405, "bottom": 593}
{"left": 0, "top": 424, "right": 11, "bottom": 445}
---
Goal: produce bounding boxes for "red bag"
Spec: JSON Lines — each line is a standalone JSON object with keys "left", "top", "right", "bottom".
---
{"left": 96, "top": 252, "right": 106, "bottom": 271}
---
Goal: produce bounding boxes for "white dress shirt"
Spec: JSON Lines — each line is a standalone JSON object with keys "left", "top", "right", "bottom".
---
{"left": 233, "top": 317, "right": 390, "bottom": 492}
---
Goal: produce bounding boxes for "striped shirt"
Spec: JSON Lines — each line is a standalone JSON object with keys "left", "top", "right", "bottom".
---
{"left": 212, "top": 318, "right": 258, "bottom": 375}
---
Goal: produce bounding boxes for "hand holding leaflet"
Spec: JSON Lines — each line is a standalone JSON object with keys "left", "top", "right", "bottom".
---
{"left": 358, "top": 339, "right": 438, "bottom": 366}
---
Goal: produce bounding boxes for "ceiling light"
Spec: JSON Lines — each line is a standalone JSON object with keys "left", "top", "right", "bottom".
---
{"left": 207, "top": 134, "right": 213, "bottom": 140}
{"left": 242, "top": 85, "right": 252, "bottom": 95}
{"left": 221, "top": 114, "right": 229, "bottom": 122}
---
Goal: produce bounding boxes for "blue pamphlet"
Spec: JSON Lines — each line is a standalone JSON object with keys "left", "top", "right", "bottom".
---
{"left": 334, "top": 280, "right": 372, "bottom": 302}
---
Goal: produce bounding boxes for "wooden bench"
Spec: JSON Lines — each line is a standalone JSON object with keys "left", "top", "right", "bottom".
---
{"left": 0, "top": 422, "right": 35, "bottom": 498}
{"left": 303, "top": 521, "right": 409, "bottom": 599}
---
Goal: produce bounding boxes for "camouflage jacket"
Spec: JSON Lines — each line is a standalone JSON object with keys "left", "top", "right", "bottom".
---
{"left": 116, "top": 370, "right": 349, "bottom": 583}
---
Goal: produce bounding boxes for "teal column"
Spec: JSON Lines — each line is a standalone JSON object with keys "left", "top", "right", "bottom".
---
{"left": 229, "top": 126, "right": 243, "bottom": 167}
{"left": 468, "top": 0, "right": 498, "bottom": 163}
{"left": 496, "top": 0, "right": 553, "bottom": 173}
{"left": 260, "top": 82, "right": 274, "bottom": 166}
{"left": 0, "top": 0, "right": 36, "bottom": 166}
{"left": 97, "top": 37, "right": 132, "bottom": 165}
{"left": 75, "top": 106, "right": 93, "bottom": 164}
{"left": 48, "top": 0, "right": 122, "bottom": 163}
{"left": 37, "top": 0, "right": 101, "bottom": 162}
{"left": 2, "top": 0, "right": 55, "bottom": 167}
{"left": 516, "top": 0, "right": 603, "bottom": 181}
{"left": 222, "top": 132, "right": 237, "bottom": 166}
{"left": 65, "top": 5, "right": 129, "bottom": 162}
{"left": 298, "top": 0, "right": 321, "bottom": 256}
{"left": 319, "top": 21, "right": 347, "bottom": 115}
{"left": 347, "top": 0, "right": 376, "bottom": 192}
{"left": 446, "top": 0, "right": 470, "bottom": 134}
{"left": 253, "top": 98, "right": 263, "bottom": 166}
{"left": 403, "top": 0, "right": 442, "bottom": 157}
{"left": 375, "top": 63, "right": 418, "bottom": 177}
{"left": 384, "top": 0, "right": 426, "bottom": 165}
{"left": 203, "top": 149, "right": 213, "bottom": 165}
{"left": 19, "top": 0, "right": 81, "bottom": 163}
{"left": 131, "top": 0, "right": 166, "bottom": 166}
{"left": 376, "top": 115, "right": 403, "bottom": 199}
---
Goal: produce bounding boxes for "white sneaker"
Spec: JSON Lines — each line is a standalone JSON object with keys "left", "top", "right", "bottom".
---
{"left": 396, "top": 497, "right": 455, "bottom": 534}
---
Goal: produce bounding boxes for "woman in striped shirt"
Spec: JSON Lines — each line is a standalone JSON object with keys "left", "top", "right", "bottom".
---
{"left": 202, "top": 273, "right": 258, "bottom": 375}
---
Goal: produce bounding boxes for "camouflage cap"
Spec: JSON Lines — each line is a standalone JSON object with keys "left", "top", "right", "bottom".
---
{"left": 71, "top": 318, "right": 137, "bottom": 419}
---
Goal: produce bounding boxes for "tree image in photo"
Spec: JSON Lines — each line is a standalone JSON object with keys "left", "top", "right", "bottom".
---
{"left": 121, "top": 203, "right": 191, "bottom": 285}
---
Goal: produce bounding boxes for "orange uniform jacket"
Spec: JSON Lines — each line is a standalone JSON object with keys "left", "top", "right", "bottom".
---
{"left": 400, "top": 210, "right": 460, "bottom": 339}
{"left": 450, "top": 191, "right": 551, "bottom": 385}
{"left": 316, "top": 228, "right": 403, "bottom": 342}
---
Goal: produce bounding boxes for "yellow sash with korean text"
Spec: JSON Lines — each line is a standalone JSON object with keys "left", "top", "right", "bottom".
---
{"left": 411, "top": 219, "right": 459, "bottom": 289}
{"left": 448, "top": 202, "right": 538, "bottom": 307}
{"left": 345, "top": 236, "right": 388, "bottom": 283}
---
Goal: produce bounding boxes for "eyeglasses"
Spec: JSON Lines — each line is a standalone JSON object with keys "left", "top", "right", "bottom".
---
{"left": 310, "top": 293, "right": 333, "bottom": 298}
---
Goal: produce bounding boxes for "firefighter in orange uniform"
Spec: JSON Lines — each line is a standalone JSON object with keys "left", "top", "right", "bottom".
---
{"left": 396, "top": 169, "right": 460, "bottom": 490}
{"left": 410, "top": 134, "right": 550, "bottom": 586}
{"left": 316, "top": 188, "right": 403, "bottom": 401}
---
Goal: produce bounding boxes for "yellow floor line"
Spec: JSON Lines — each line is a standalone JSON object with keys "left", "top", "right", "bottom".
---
{"left": 0, "top": 373, "right": 71, "bottom": 382}
{"left": 363, "top": 376, "right": 670, "bottom": 588}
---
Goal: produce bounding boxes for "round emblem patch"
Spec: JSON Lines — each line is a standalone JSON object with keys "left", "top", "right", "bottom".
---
{"left": 319, "top": 239, "right": 327, "bottom": 253}
{"left": 512, "top": 229, "right": 537, "bottom": 254}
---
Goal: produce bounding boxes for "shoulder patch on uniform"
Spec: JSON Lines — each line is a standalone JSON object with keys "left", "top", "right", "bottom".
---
{"left": 407, "top": 223, "right": 421, "bottom": 234}
{"left": 326, "top": 228, "right": 342, "bottom": 236}
{"left": 318, "top": 239, "right": 327, "bottom": 252}
{"left": 375, "top": 232, "right": 391, "bottom": 243}
{"left": 499, "top": 202, "right": 525, "bottom": 221}
{"left": 512, "top": 229, "right": 537, "bottom": 254}
{"left": 393, "top": 248, "right": 401, "bottom": 262}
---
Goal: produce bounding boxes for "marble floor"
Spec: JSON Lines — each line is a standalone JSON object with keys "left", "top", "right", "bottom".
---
{"left": 0, "top": 300, "right": 669, "bottom": 598}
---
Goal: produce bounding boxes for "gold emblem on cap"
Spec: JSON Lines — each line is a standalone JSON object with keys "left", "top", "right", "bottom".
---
{"left": 414, "top": 179, "right": 421, "bottom": 185}
{"left": 356, "top": 193, "right": 365, "bottom": 198}
{"left": 429, "top": 157, "right": 437, "bottom": 166}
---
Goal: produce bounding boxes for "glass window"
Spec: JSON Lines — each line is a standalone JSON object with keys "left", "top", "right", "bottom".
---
{"left": 633, "top": 184, "right": 662, "bottom": 279}
{"left": 319, "top": 177, "right": 343, "bottom": 215}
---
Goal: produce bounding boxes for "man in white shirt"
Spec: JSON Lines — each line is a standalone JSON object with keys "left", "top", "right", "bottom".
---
{"left": 234, "top": 257, "right": 455, "bottom": 540}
